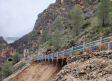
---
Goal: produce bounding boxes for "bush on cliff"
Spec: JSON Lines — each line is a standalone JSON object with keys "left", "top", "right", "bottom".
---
{"left": 67, "top": 6, "right": 84, "bottom": 36}
{"left": 2, "top": 61, "right": 12, "bottom": 77}
{"left": 13, "top": 62, "right": 25, "bottom": 72}
{"left": 12, "top": 52, "right": 19, "bottom": 65}
{"left": 97, "top": 0, "right": 111, "bottom": 27}
{"left": 52, "top": 28, "right": 61, "bottom": 51}
{"left": 54, "top": 16, "right": 63, "bottom": 30}
{"left": 40, "top": 30, "right": 48, "bottom": 44}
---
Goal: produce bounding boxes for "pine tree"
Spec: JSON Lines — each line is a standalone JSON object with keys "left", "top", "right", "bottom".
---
{"left": 40, "top": 30, "right": 48, "bottom": 44}
{"left": 47, "top": 27, "right": 52, "bottom": 41}
{"left": 97, "top": 0, "right": 111, "bottom": 27}
{"left": 52, "top": 28, "right": 61, "bottom": 51}
{"left": 54, "top": 16, "right": 63, "bottom": 30}
{"left": 2, "top": 61, "right": 12, "bottom": 77}
{"left": 12, "top": 52, "right": 19, "bottom": 65}
{"left": 67, "top": 6, "right": 84, "bottom": 36}
{"left": 85, "top": 0, "right": 88, "bottom": 8}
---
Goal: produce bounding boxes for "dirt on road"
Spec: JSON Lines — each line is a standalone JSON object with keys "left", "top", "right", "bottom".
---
{"left": 10, "top": 61, "right": 62, "bottom": 81}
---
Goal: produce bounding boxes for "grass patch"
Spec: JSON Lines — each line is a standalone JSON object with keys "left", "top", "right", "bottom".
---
{"left": 13, "top": 62, "right": 25, "bottom": 72}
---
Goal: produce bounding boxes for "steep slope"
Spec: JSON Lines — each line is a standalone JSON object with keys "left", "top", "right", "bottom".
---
{"left": 10, "top": 61, "right": 62, "bottom": 81}
{"left": 53, "top": 51, "right": 112, "bottom": 81}
{"left": 0, "top": 36, "right": 7, "bottom": 45}
{"left": 0, "top": 37, "right": 7, "bottom": 65}
{"left": 0, "top": 0, "right": 85, "bottom": 64}
{"left": 0, "top": 35, "right": 29, "bottom": 64}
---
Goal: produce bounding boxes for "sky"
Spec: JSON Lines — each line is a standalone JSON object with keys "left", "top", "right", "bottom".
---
{"left": 0, "top": 0, "right": 55, "bottom": 43}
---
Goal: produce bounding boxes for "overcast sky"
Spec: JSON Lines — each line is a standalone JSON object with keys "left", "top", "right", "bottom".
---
{"left": 0, "top": 0, "right": 55, "bottom": 43}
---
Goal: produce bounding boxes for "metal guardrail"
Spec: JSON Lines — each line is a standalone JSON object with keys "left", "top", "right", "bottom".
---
{"left": 27, "top": 36, "right": 112, "bottom": 62}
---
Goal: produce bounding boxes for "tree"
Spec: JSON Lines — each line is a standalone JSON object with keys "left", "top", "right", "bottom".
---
{"left": 2, "top": 61, "right": 12, "bottom": 77}
{"left": 12, "top": 53, "right": 19, "bottom": 65}
{"left": 47, "top": 27, "right": 52, "bottom": 41}
{"left": 67, "top": 6, "right": 84, "bottom": 35}
{"left": 17, "top": 46, "right": 23, "bottom": 54}
{"left": 97, "top": 0, "right": 111, "bottom": 27}
{"left": 40, "top": 30, "right": 48, "bottom": 44}
{"left": 54, "top": 16, "right": 63, "bottom": 30}
{"left": 52, "top": 28, "right": 61, "bottom": 51}
{"left": 28, "top": 32, "right": 33, "bottom": 40}
{"left": 85, "top": 0, "right": 88, "bottom": 8}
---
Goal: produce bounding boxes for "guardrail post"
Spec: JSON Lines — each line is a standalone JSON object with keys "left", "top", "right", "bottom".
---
{"left": 52, "top": 53, "right": 54, "bottom": 65}
{"left": 57, "top": 52, "right": 58, "bottom": 61}
{"left": 71, "top": 46, "right": 73, "bottom": 56}
{"left": 37, "top": 56, "right": 39, "bottom": 61}
{"left": 41, "top": 56, "right": 42, "bottom": 62}
{"left": 63, "top": 50, "right": 65, "bottom": 60}
{"left": 108, "top": 42, "right": 110, "bottom": 50}
{"left": 40, "top": 56, "right": 41, "bottom": 62}
{"left": 48, "top": 54, "right": 50, "bottom": 64}
{"left": 100, "top": 37, "right": 102, "bottom": 51}
{"left": 45, "top": 55, "right": 46, "bottom": 62}
{"left": 83, "top": 42, "right": 85, "bottom": 54}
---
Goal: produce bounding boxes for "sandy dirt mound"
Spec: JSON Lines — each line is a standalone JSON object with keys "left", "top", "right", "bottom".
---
{"left": 10, "top": 61, "right": 61, "bottom": 81}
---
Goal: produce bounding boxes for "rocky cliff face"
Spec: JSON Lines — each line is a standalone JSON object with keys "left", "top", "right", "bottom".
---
{"left": 30, "top": 0, "right": 85, "bottom": 49}
{"left": 0, "top": 0, "right": 86, "bottom": 65}
{"left": 0, "top": 37, "right": 7, "bottom": 45}
{"left": 0, "top": 35, "right": 29, "bottom": 66}
{"left": 33, "top": 0, "right": 84, "bottom": 33}
{"left": 0, "top": 37, "right": 7, "bottom": 67}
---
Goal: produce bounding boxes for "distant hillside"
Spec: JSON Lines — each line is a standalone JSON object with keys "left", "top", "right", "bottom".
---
{"left": 0, "top": 36, "right": 7, "bottom": 52}
{"left": 0, "top": 36, "right": 7, "bottom": 45}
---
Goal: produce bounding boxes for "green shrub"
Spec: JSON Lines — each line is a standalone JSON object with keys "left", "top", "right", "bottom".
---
{"left": 12, "top": 53, "right": 20, "bottom": 65}
{"left": 90, "top": 31, "right": 94, "bottom": 34}
{"left": 0, "top": 44, "right": 5, "bottom": 51}
{"left": 28, "top": 32, "right": 33, "bottom": 40}
{"left": 88, "top": 0, "right": 95, "bottom": 5}
{"left": 52, "top": 28, "right": 61, "bottom": 51}
{"left": 109, "top": 22, "right": 112, "bottom": 26}
{"left": 84, "top": 31, "right": 88, "bottom": 35}
{"left": 13, "top": 62, "right": 25, "bottom": 72}
{"left": 40, "top": 30, "right": 48, "bottom": 44}
{"left": 54, "top": 16, "right": 63, "bottom": 30}
{"left": 69, "top": 40, "right": 75, "bottom": 46}
{"left": 17, "top": 46, "right": 23, "bottom": 54}
{"left": 49, "top": 41, "right": 52, "bottom": 46}
{"left": 83, "top": 20, "right": 91, "bottom": 29}
{"left": 33, "top": 45, "right": 39, "bottom": 52}
{"left": 64, "top": 31, "right": 68, "bottom": 34}
{"left": 85, "top": 15, "right": 91, "bottom": 20}
{"left": 83, "top": 10, "right": 87, "bottom": 13}
{"left": 104, "top": 28, "right": 111, "bottom": 35}
{"left": 2, "top": 61, "right": 12, "bottom": 77}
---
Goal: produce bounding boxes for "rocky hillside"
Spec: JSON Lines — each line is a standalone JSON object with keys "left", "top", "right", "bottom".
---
{"left": 1, "top": 0, "right": 112, "bottom": 65}
{"left": 0, "top": 35, "right": 29, "bottom": 66}
{"left": 0, "top": 36, "right": 7, "bottom": 45}
{"left": 0, "top": 37, "right": 7, "bottom": 65}
{"left": 53, "top": 51, "right": 112, "bottom": 81}
{"left": 0, "top": 0, "right": 112, "bottom": 77}
{"left": 0, "top": 36, "right": 7, "bottom": 52}
{"left": 0, "top": 0, "right": 86, "bottom": 64}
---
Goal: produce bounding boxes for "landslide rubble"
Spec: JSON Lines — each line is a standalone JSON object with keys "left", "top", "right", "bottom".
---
{"left": 53, "top": 51, "right": 112, "bottom": 81}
